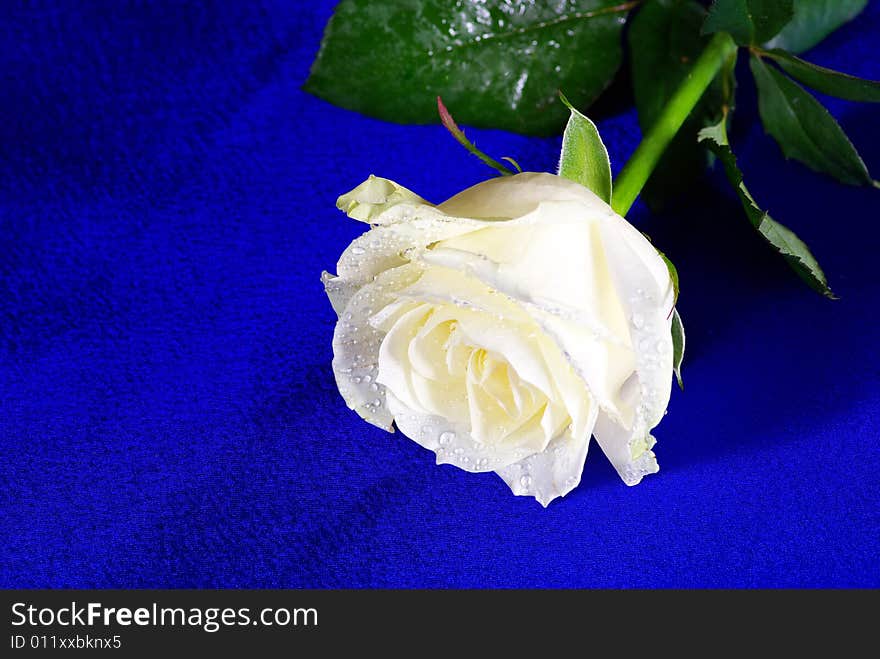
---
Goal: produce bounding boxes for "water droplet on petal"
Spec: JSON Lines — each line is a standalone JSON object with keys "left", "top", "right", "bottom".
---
{"left": 439, "top": 431, "right": 455, "bottom": 446}
{"left": 520, "top": 475, "right": 532, "bottom": 488}
{"left": 351, "top": 246, "right": 366, "bottom": 255}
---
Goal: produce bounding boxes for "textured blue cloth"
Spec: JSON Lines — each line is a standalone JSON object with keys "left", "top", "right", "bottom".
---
{"left": 2, "top": 1, "right": 879, "bottom": 588}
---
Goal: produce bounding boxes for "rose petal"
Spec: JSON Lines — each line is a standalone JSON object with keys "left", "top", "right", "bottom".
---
{"left": 393, "top": 268, "right": 552, "bottom": 386}
{"left": 410, "top": 205, "right": 643, "bottom": 423}
{"left": 438, "top": 172, "right": 598, "bottom": 220}
{"left": 495, "top": 400, "right": 598, "bottom": 507}
{"left": 592, "top": 412, "right": 659, "bottom": 486}
{"left": 600, "top": 222, "right": 675, "bottom": 421}
{"left": 464, "top": 355, "right": 549, "bottom": 450}
{"left": 407, "top": 316, "right": 458, "bottom": 382}
{"left": 528, "top": 311, "right": 636, "bottom": 425}
{"left": 430, "top": 176, "right": 672, "bottom": 484}
{"left": 396, "top": 263, "right": 596, "bottom": 438}
{"left": 332, "top": 176, "right": 480, "bottom": 294}
{"left": 329, "top": 263, "right": 423, "bottom": 430}
{"left": 476, "top": 357, "right": 524, "bottom": 418}
{"left": 430, "top": 201, "right": 630, "bottom": 341}
{"left": 385, "top": 390, "right": 526, "bottom": 473}
{"left": 321, "top": 271, "right": 359, "bottom": 317}
{"left": 394, "top": 264, "right": 533, "bottom": 325}
{"left": 375, "top": 302, "right": 435, "bottom": 416}
{"left": 593, "top": 213, "right": 674, "bottom": 481}
{"left": 536, "top": 332, "right": 595, "bottom": 440}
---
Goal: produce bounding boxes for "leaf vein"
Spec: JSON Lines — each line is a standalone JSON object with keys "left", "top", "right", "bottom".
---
{"left": 441, "top": 1, "right": 639, "bottom": 52}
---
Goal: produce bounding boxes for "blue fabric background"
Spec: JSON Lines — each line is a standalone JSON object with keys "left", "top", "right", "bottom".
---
{"left": 2, "top": 1, "right": 879, "bottom": 588}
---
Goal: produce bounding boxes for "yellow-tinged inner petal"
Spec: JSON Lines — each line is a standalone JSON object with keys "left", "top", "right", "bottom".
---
{"left": 376, "top": 286, "right": 579, "bottom": 458}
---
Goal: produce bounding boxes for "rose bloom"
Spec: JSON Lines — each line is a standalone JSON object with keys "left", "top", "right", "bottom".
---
{"left": 322, "top": 173, "right": 675, "bottom": 506}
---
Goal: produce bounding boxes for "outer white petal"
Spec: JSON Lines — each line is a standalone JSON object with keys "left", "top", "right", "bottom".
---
{"left": 394, "top": 264, "right": 534, "bottom": 324}
{"left": 326, "top": 176, "right": 484, "bottom": 314}
{"left": 330, "top": 263, "right": 423, "bottom": 430}
{"left": 321, "top": 271, "right": 359, "bottom": 317}
{"left": 496, "top": 400, "right": 599, "bottom": 507}
{"left": 520, "top": 310, "right": 635, "bottom": 427}
{"left": 591, "top": 212, "right": 674, "bottom": 484}
{"left": 324, "top": 207, "right": 483, "bottom": 321}
{"left": 334, "top": 218, "right": 470, "bottom": 295}
{"left": 438, "top": 171, "right": 599, "bottom": 220}
{"left": 430, "top": 201, "right": 629, "bottom": 339}
{"left": 593, "top": 412, "right": 659, "bottom": 486}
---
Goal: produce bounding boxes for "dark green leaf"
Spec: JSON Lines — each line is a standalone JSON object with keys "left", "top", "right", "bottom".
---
{"left": 557, "top": 92, "right": 612, "bottom": 202}
{"left": 750, "top": 55, "right": 876, "bottom": 186}
{"left": 764, "top": 0, "right": 867, "bottom": 54}
{"left": 761, "top": 49, "right": 880, "bottom": 103}
{"left": 698, "top": 118, "right": 835, "bottom": 297}
{"left": 671, "top": 308, "right": 685, "bottom": 390}
{"left": 305, "top": 0, "right": 632, "bottom": 136}
{"left": 437, "top": 97, "right": 515, "bottom": 176}
{"left": 755, "top": 215, "right": 836, "bottom": 296}
{"left": 630, "top": 0, "right": 726, "bottom": 208}
{"left": 702, "top": 0, "right": 793, "bottom": 45}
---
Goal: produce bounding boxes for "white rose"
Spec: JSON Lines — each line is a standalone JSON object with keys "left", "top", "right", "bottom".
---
{"left": 322, "top": 172, "right": 675, "bottom": 506}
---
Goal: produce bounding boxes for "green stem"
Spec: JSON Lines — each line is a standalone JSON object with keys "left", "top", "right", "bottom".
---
{"left": 611, "top": 32, "right": 738, "bottom": 216}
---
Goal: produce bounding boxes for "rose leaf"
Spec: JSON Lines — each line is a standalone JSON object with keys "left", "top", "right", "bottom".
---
{"left": 750, "top": 55, "right": 876, "bottom": 187}
{"left": 698, "top": 117, "right": 835, "bottom": 298}
{"left": 304, "top": 0, "right": 631, "bottom": 136}
{"left": 764, "top": 0, "right": 867, "bottom": 54}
